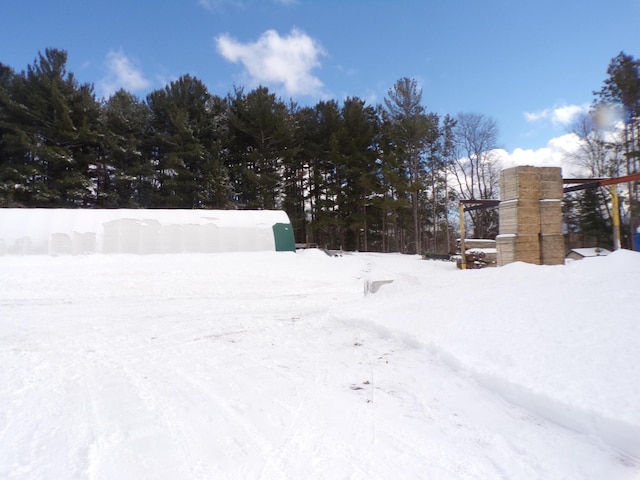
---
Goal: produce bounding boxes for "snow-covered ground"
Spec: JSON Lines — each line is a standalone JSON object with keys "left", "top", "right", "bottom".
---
{"left": 1, "top": 249, "right": 639, "bottom": 479}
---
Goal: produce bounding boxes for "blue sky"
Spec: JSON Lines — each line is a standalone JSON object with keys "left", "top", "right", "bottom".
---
{"left": 1, "top": 0, "right": 638, "bottom": 159}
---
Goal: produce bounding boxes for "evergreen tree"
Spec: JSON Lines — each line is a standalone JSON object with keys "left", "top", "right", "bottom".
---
{"left": 280, "top": 101, "right": 307, "bottom": 243}
{"left": 597, "top": 52, "right": 640, "bottom": 123}
{"left": 595, "top": 52, "right": 640, "bottom": 246}
{"left": 425, "top": 114, "right": 456, "bottom": 253}
{"left": 0, "top": 63, "right": 20, "bottom": 206}
{"left": 377, "top": 106, "right": 411, "bottom": 252}
{"left": 227, "top": 86, "right": 294, "bottom": 210}
{"left": 384, "top": 78, "right": 439, "bottom": 253}
{"left": 146, "top": 75, "right": 230, "bottom": 208}
{"left": 578, "top": 187, "right": 611, "bottom": 247}
{"left": 100, "top": 89, "right": 153, "bottom": 207}
{"left": 563, "top": 192, "right": 581, "bottom": 250}
{"left": 335, "top": 97, "right": 380, "bottom": 251}
{"left": 304, "top": 100, "right": 343, "bottom": 248}
{"left": 0, "top": 49, "right": 100, "bottom": 206}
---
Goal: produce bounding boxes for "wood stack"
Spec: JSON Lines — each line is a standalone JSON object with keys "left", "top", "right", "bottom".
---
{"left": 497, "top": 166, "right": 564, "bottom": 266}
{"left": 538, "top": 167, "right": 565, "bottom": 265}
{"left": 456, "top": 238, "right": 497, "bottom": 269}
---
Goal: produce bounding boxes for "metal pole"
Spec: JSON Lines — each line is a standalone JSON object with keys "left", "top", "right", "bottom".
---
{"left": 611, "top": 186, "right": 621, "bottom": 251}
{"left": 459, "top": 203, "right": 466, "bottom": 269}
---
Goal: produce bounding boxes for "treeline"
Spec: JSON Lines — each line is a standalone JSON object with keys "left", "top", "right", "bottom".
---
{"left": 565, "top": 52, "right": 640, "bottom": 249}
{"left": 0, "top": 48, "right": 463, "bottom": 253}
{"left": 3, "top": 48, "right": 636, "bottom": 252}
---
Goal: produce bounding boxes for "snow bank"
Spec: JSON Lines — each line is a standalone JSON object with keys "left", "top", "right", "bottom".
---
{"left": 341, "top": 250, "right": 640, "bottom": 460}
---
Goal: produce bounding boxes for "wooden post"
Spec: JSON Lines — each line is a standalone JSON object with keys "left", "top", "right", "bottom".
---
{"left": 459, "top": 203, "right": 466, "bottom": 270}
{"left": 611, "top": 185, "right": 621, "bottom": 251}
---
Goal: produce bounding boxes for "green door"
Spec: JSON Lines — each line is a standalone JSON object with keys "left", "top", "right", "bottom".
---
{"left": 272, "top": 223, "right": 296, "bottom": 252}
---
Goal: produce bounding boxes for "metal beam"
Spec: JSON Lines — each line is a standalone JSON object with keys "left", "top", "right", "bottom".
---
{"left": 563, "top": 172, "right": 640, "bottom": 193}
{"left": 460, "top": 199, "right": 501, "bottom": 212}
{"left": 563, "top": 178, "right": 609, "bottom": 184}
{"left": 563, "top": 182, "right": 600, "bottom": 193}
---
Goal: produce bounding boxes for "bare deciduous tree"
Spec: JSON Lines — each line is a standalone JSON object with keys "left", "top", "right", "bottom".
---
{"left": 450, "top": 112, "right": 501, "bottom": 238}
{"left": 567, "top": 110, "right": 628, "bottom": 248}
{"left": 569, "top": 111, "right": 623, "bottom": 178}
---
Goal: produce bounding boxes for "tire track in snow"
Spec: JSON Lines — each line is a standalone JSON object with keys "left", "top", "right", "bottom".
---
{"left": 244, "top": 321, "right": 401, "bottom": 480}
{"left": 81, "top": 351, "right": 114, "bottom": 480}
{"left": 253, "top": 349, "right": 333, "bottom": 480}
{"left": 0, "top": 339, "right": 99, "bottom": 479}
{"left": 174, "top": 361, "right": 291, "bottom": 479}
{"left": 247, "top": 319, "right": 392, "bottom": 479}
{"left": 111, "top": 353, "right": 212, "bottom": 480}
{"left": 106, "top": 318, "right": 295, "bottom": 478}
{"left": 256, "top": 386, "right": 311, "bottom": 480}
{"left": 69, "top": 336, "right": 210, "bottom": 480}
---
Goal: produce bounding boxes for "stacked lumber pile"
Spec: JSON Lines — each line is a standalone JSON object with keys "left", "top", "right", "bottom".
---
{"left": 497, "top": 166, "right": 564, "bottom": 266}
{"left": 456, "top": 238, "right": 497, "bottom": 269}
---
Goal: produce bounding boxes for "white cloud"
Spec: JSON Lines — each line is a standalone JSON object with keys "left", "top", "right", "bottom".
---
{"left": 98, "top": 50, "right": 151, "bottom": 98}
{"left": 496, "top": 133, "right": 586, "bottom": 177}
{"left": 199, "top": 0, "right": 244, "bottom": 11}
{"left": 200, "top": 0, "right": 295, "bottom": 9}
{"left": 551, "top": 105, "right": 586, "bottom": 125}
{"left": 215, "top": 28, "right": 326, "bottom": 97}
{"left": 524, "top": 104, "right": 588, "bottom": 126}
{"left": 523, "top": 110, "right": 548, "bottom": 123}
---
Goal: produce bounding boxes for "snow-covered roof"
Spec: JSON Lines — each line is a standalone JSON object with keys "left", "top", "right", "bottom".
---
{"left": 465, "top": 248, "right": 497, "bottom": 254}
{"left": 567, "top": 247, "right": 612, "bottom": 258}
{"left": 457, "top": 238, "right": 496, "bottom": 244}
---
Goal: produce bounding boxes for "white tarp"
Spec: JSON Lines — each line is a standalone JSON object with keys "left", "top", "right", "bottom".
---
{"left": 0, "top": 209, "right": 292, "bottom": 255}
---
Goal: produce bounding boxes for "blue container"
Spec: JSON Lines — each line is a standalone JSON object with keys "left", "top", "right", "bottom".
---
{"left": 635, "top": 232, "right": 640, "bottom": 252}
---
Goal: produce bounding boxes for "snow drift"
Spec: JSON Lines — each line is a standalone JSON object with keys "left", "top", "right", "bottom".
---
{"left": 348, "top": 249, "right": 640, "bottom": 461}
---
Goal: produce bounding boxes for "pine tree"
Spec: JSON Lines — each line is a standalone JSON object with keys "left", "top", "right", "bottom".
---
{"left": 0, "top": 63, "right": 20, "bottom": 206}
{"left": 377, "top": 108, "right": 411, "bottom": 252}
{"left": 226, "top": 86, "right": 293, "bottom": 210}
{"left": 100, "top": 89, "right": 153, "bottom": 207}
{"left": 595, "top": 52, "right": 640, "bottom": 246}
{"left": 578, "top": 187, "right": 611, "bottom": 247}
{"left": 279, "top": 101, "right": 307, "bottom": 243}
{"left": 0, "top": 49, "right": 100, "bottom": 206}
{"left": 146, "top": 75, "right": 230, "bottom": 208}
{"left": 335, "top": 97, "right": 380, "bottom": 251}
{"left": 303, "top": 100, "right": 343, "bottom": 248}
{"left": 425, "top": 114, "right": 456, "bottom": 253}
{"left": 384, "top": 78, "right": 439, "bottom": 253}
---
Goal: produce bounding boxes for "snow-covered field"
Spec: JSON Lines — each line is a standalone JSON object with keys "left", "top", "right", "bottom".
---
{"left": 1, "top": 249, "right": 639, "bottom": 479}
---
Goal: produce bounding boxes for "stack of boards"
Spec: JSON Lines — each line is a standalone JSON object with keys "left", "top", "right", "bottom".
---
{"left": 497, "top": 166, "right": 565, "bottom": 266}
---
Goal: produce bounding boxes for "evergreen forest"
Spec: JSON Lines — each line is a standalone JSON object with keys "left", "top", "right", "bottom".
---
{"left": 1, "top": 49, "right": 639, "bottom": 252}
